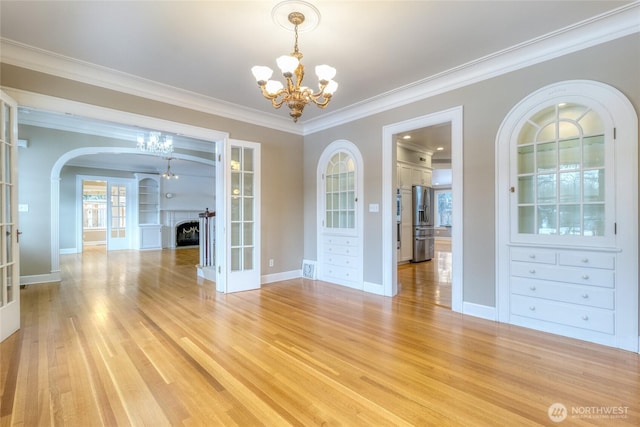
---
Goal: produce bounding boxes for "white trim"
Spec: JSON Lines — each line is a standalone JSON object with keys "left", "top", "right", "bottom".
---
{"left": 495, "top": 80, "right": 638, "bottom": 352}
{"left": 3, "top": 88, "right": 230, "bottom": 143}
{"left": 461, "top": 302, "right": 497, "bottom": 322}
{"left": 382, "top": 107, "right": 463, "bottom": 313}
{"left": 2, "top": 3, "right": 637, "bottom": 135}
{"left": 20, "top": 272, "right": 61, "bottom": 286}
{"left": 261, "top": 270, "right": 301, "bottom": 285}
{"left": 363, "top": 281, "right": 384, "bottom": 296}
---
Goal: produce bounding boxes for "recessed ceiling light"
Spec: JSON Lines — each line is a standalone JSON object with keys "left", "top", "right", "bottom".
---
{"left": 402, "top": 135, "right": 411, "bottom": 140}
{"left": 436, "top": 146, "right": 444, "bottom": 151}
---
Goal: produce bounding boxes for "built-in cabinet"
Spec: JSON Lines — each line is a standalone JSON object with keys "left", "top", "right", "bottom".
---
{"left": 398, "top": 188, "right": 413, "bottom": 262}
{"left": 497, "top": 81, "right": 638, "bottom": 351}
{"left": 509, "top": 246, "right": 616, "bottom": 336}
{"left": 135, "top": 173, "right": 162, "bottom": 250}
{"left": 318, "top": 141, "right": 364, "bottom": 290}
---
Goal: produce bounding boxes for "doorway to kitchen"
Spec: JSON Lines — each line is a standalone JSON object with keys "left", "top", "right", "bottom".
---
{"left": 394, "top": 122, "right": 453, "bottom": 309}
{"left": 382, "top": 106, "right": 463, "bottom": 313}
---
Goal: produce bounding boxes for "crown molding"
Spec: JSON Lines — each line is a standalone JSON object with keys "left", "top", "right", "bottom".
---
{"left": 0, "top": 38, "right": 303, "bottom": 136}
{"left": 303, "top": 1, "right": 640, "bottom": 134}
{"left": 3, "top": 87, "right": 227, "bottom": 152}
{"left": 1, "top": 2, "right": 638, "bottom": 136}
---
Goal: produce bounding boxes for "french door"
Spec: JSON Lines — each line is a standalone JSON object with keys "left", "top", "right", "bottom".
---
{"left": 106, "top": 180, "right": 132, "bottom": 251}
{"left": 0, "top": 90, "right": 20, "bottom": 342}
{"left": 216, "top": 139, "right": 261, "bottom": 293}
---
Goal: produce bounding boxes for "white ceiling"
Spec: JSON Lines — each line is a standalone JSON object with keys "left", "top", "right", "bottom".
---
{"left": 1, "top": 1, "right": 633, "bottom": 177}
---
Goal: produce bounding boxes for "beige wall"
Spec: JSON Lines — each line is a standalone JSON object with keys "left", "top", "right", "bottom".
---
{"left": 303, "top": 33, "right": 640, "bottom": 306}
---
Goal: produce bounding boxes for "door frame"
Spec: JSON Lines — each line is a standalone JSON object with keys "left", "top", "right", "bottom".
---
{"left": 382, "top": 106, "right": 463, "bottom": 310}
{"left": 4, "top": 90, "right": 228, "bottom": 278}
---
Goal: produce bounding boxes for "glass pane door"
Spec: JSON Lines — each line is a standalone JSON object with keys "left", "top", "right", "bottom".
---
{"left": 0, "top": 90, "right": 20, "bottom": 342}
{"left": 107, "top": 181, "right": 131, "bottom": 250}
{"left": 514, "top": 103, "right": 611, "bottom": 242}
{"left": 223, "top": 139, "right": 261, "bottom": 293}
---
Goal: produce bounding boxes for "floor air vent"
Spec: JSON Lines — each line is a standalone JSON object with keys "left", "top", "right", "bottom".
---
{"left": 302, "top": 260, "right": 317, "bottom": 280}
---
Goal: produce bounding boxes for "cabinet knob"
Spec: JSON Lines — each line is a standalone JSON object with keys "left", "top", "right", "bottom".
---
{"left": 582, "top": 293, "right": 589, "bottom": 299}
{"left": 581, "top": 258, "right": 589, "bottom": 263}
{"left": 529, "top": 286, "right": 536, "bottom": 291}
{"left": 582, "top": 315, "right": 589, "bottom": 321}
{"left": 529, "top": 306, "right": 536, "bottom": 311}
{"left": 529, "top": 254, "right": 536, "bottom": 259}
{"left": 582, "top": 274, "right": 589, "bottom": 280}
{"left": 529, "top": 269, "right": 536, "bottom": 274}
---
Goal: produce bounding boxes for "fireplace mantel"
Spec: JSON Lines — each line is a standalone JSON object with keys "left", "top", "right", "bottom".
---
{"left": 161, "top": 210, "right": 201, "bottom": 248}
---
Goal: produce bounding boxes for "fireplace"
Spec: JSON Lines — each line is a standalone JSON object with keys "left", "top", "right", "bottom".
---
{"left": 175, "top": 221, "right": 199, "bottom": 247}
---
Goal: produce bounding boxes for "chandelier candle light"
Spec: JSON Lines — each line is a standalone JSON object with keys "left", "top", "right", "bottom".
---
{"left": 162, "top": 157, "right": 179, "bottom": 180}
{"left": 137, "top": 131, "right": 173, "bottom": 156}
{"left": 251, "top": 6, "right": 338, "bottom": 122}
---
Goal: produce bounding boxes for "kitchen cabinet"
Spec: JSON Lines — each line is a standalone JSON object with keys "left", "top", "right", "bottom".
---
{"left": 399, "top": 189, "right": 413, "bottom": 262}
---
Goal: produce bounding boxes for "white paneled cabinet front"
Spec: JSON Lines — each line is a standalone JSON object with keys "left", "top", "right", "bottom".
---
{"left": 509, "top": 246, "right": 617, "bottom": 337}
{"left": 322, "top": 234, "right": 362, "bottom": 289}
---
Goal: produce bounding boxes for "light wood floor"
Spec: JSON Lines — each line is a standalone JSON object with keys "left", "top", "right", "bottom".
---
{"left": 1, "top": 247, "right": 639, "bottom": 426}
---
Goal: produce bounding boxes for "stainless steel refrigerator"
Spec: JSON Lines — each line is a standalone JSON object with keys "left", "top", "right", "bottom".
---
{"left": 412, "top": 185, "right": 435, "bottom": 262}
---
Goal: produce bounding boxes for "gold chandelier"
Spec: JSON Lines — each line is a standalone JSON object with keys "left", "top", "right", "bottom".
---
{"left": 251, "top": 8, "right": 337, "bottom": 123}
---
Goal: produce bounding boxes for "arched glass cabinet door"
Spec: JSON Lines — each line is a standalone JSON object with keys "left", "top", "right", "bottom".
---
{"left": 324, "top": 151, "right": 356, "bottom": 231}
{"left": 513, "top": 102, "right": 614, "bottom": 247}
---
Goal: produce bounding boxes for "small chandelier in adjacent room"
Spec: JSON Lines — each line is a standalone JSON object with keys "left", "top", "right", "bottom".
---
{"left": 251, "top": 2, "right": 337, "bottom": 122}
{"left": 137, "top": 131, "right": 173, "bottom": 156}
{"left": 162, "top": 157, "right": 179, "bottom": 180}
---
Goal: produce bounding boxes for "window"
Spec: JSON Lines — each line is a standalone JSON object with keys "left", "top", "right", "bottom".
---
{"left": 435, "top": 190, "right": 452, "bottom": 227}
{"left": 516, "top": 103, "right": 607, "bottom": 237}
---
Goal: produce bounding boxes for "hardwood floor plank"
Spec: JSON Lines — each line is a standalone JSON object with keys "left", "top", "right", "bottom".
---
{"left": 1, "top": 247, "right": 639, "bottom": 425}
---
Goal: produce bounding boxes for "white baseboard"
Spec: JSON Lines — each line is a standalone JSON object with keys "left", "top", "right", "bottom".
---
{"left": 364, "top": 281, "right": 384, "bottom": 295}
{"left": 462, "top": 302, "right": 496, "bottom": 321}
{"left": 21, "top": 272, "right": 61, "bottom": 285}
{"left": 196, "top": 265, "right": 216, "bottom": 282}
{"left": 60, "top": 248, "right": 78, "bottom": 254}
{"left": 262, "top": 269, "right": 301, "bottom": 284}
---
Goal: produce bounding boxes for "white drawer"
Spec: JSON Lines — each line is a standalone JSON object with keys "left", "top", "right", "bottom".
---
{"left": 323, "top": 235, "right": 358, "bottom": 247}
{"left": 511, "top": 277, "right": 614, "bottom": 309}
{"left": 558, "top": 252, "right": 615, "bottom": 270}
{"left": 511, "top": 248, "right": 556, "bottom": 264}
{"left": 323, "top": 264, "right": 359, "bottom": 282}
{"left": 511, "top": 295, "right": 614, "bottom": 334}
{"left": 324, "top": 253, "right": 357, "bottom": 268}
{"left": 511, "top": 262, "right": 615, "bottom": 288}
{"left": 325, "top": 244, "right": 357, "bottom": 256}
